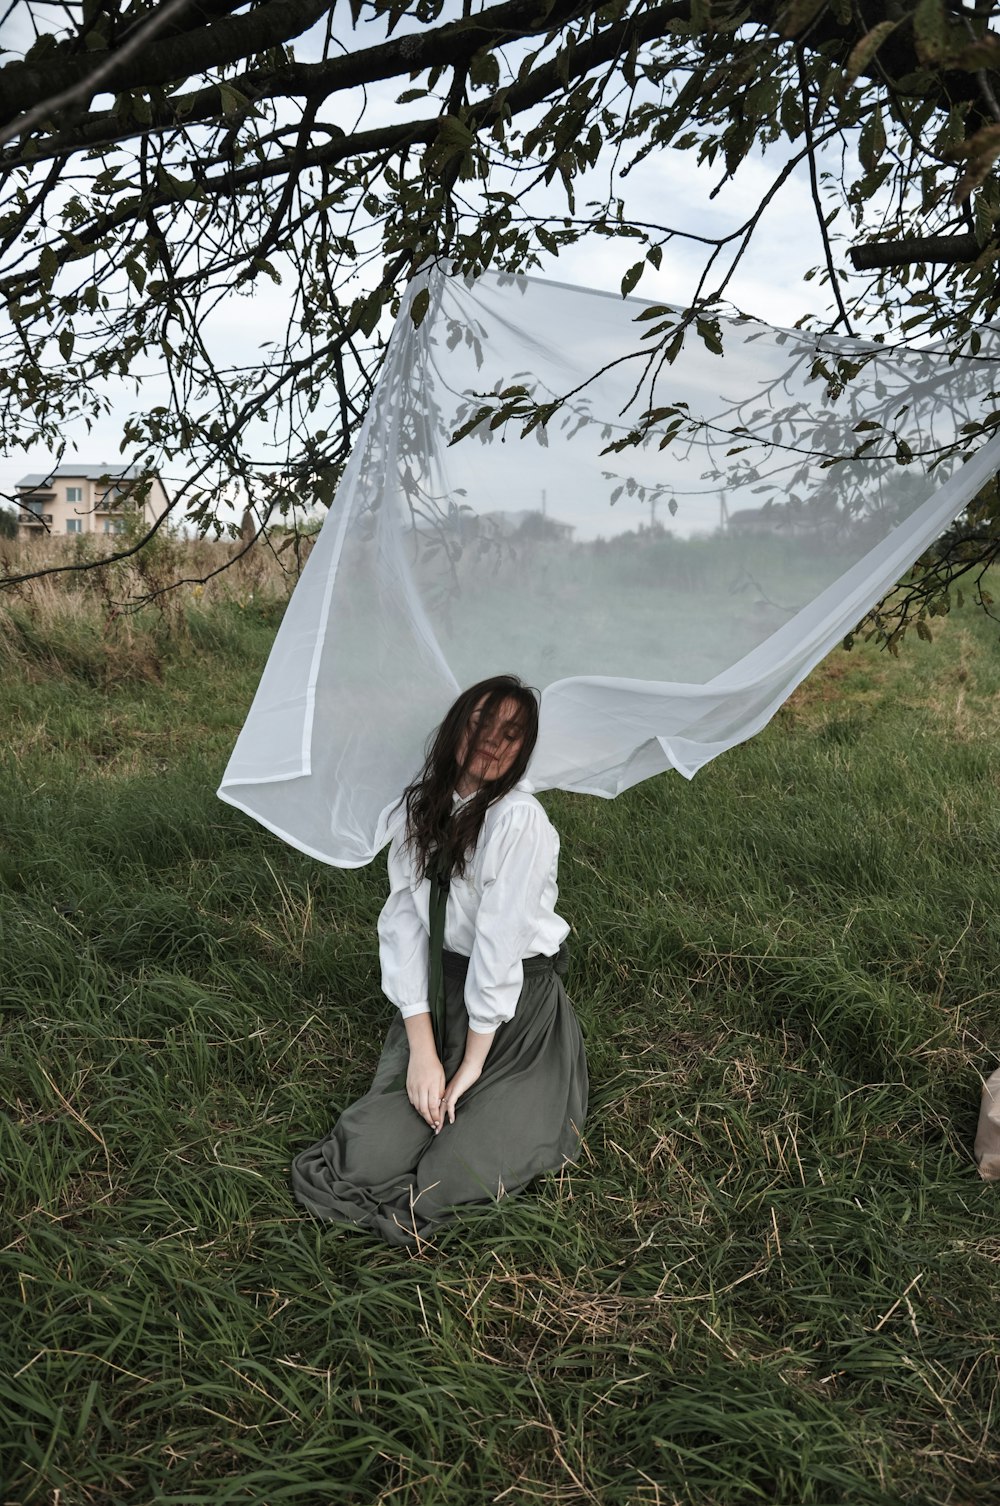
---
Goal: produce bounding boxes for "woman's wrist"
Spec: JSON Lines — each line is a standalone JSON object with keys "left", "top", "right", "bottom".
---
{"left": 404, "top": 1011, "right": 439, "bottom": 1059}
{"left": 462, "top": 1027, "right": 495, "bottom": 1073}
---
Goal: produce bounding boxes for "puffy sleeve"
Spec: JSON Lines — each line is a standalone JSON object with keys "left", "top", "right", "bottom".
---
{"left": 377, "top": 830, "right": 430, "bottom": 1019}
{"left": 465, "top": 802, "right": 558, "bottom": 1034}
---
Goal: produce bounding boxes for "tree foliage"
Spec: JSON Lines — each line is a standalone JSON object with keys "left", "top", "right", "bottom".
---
{"left": 2, "top": 0, "right": 1000, "bottom": 638}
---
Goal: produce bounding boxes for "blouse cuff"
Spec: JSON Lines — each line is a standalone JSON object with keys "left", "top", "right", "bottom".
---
{"left": 396, "top": 1000, "right": 431, "bottom": 1019}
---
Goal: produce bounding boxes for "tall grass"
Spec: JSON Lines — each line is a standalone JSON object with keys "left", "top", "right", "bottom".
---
{"left": 1, "top": 568, "right": 998, "bottom": 1505}
{"left": 0, "top": 532, "right": 302, "bottom": 688}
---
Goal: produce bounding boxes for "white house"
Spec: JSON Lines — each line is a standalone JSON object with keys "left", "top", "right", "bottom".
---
{"left": 15, "top": 464, "right": 171, "bottom": 539}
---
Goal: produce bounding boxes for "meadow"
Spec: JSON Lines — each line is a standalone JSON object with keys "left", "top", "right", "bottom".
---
{"left": 1, "top": 535, "right": 998, "bottom": 1505}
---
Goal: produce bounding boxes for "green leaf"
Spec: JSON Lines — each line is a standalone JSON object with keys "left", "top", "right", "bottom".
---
{"left": 38, "top": 244, "right": 58, "bottom": 287}
{"left": 449, "top": 405, "right": 492, "bottom": 445}
{"left": 356, "top": 295, "right": 382, "bottom": 338}
{"left": 913, "top": 0, "right": 950, "bottom": 64}
{"left": 425, "top": 115, "right": 474, "bottom": 177}
{"left": 469, "top": 49, "right": 500, "bottom": 90}
{"left": 621, "top": 261, "right": 644, "bottom": 297}
{"left": 951, "top": 34, "right": 1000, "bottom": 72}
{"left": 859, "top": 105, "right": 887, "bottom": 172}
{"left": 844, "top": 20, "right": 899, "bottom": 90}
{"left": 695, "top": 316, "right": 724, "bottom": 355}
{"left": 949, "top": 123, "right": 1000, "bottom": 203}
{"left": 974, "top": 187, "right": 995, "bottom": 247}
{"left": 218, "top": 82, "right": 247, "bottom": 118}
{"left": 124, "top": 255, "right": 146, "bottom": 293}
{"left": 664, "top": 328, "right": 685, "bottom": 363}
{"left": 410, "top": 287, "right": 431, "bottom": 327}
{"left": 780, "top": 0, "right": 827, "bottom": 41}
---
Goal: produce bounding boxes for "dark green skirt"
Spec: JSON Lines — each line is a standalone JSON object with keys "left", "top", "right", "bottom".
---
{"left": 291, "top": 947, "right": 588, "bottom": 1248}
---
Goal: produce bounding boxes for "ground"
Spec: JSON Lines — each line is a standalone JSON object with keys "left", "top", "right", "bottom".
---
{"left": 2, "top": 552, "right": 998, "bottom": 1504}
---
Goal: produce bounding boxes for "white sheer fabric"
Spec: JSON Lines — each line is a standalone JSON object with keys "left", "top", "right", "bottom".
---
{"left": 219, "top": 265, "right": 1000, "bottom": 866}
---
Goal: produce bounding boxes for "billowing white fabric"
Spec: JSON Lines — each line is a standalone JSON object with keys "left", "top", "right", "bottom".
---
{"left": 219, "top": 265, "right": 1000, "bottom": 866}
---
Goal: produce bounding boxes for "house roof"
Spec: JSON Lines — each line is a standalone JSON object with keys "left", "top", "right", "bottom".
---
{"left": 479, "top": 507, "right": 574, "bottom": 533}
{"left": 16, "top": 464, "right": 160, "bottom": 487}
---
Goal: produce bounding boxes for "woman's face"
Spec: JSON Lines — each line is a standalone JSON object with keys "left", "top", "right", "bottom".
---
{"left": 456, "top": 695, "right": 525, "bottom": 794}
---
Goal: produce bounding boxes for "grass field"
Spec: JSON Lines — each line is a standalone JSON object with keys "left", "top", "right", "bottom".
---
{"left": 2, "top": 547, "right": 999, "bottom": 1505}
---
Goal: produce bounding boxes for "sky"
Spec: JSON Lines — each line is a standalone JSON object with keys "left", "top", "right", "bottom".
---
{"left": 0, "top": 4, "right": 836, "bottom": 521}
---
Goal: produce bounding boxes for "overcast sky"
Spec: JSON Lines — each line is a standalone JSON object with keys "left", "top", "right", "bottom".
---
{"left": 0, "top": 6, "right": 834, "bottom": 516}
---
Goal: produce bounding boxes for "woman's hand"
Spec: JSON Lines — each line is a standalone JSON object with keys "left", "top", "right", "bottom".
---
{"left": 441, "top": 1059, "right": 483, "bottom": 1123}
{"left": 403, "top": 1012, "right": 446, "bottom": 1131}
{"left": 441, "top": 1027, "right": 496, "bottom": 1124}
{"left": 407, "top": 1050, "right": 446, "bottom": 1131}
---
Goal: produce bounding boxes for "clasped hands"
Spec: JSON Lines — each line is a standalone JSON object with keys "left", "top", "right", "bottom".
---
{"left": 406, "top": 1048, "right": 481, "bottom": 1132}
{"left": 403, "top": 1013, "right": 496, "bottom": 1133}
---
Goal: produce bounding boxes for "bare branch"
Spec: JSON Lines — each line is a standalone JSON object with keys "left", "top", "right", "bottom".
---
{"left": 798, "top": 45, "right": 853, "bottom": 336}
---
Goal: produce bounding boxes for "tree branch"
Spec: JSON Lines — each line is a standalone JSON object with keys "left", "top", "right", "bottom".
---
{"left": 0, "top": 0, "right": 684, "bottom": 169}
{"left": 798, "top": 44, "right": 853, "bottom": 334}
{"left": 0, "top": 0, "right": 197, "bottom": 150}
{"left": 0, "top": 3, "right": 697, "bottom": 300}
{"left": 0, "top": 0, "right": 335, "bottom": 131}
{"left": 849, "top": 232, "right": 990, "bottom": 269}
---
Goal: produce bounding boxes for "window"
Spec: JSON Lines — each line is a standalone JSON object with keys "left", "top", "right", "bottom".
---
{"left": 66, "top": 519, "right": 82, "bottom": 534}
{"left": 103, "top": 518, "right": 125, "bottom": 534}
{"left": 66, "top": 486, "right": 83, "bottom": 502}
{"left": 27, "top": 499, "right": 44, "bottom": 516}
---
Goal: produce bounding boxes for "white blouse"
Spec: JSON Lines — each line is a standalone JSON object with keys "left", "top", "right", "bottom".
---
{"left": 378, "top": 784, "right": 569, "bottom": 1034}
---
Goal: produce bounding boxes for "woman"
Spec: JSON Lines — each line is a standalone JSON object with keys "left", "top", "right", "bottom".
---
{"left": 291, "top": 674, "right": 588, "bottom": 1248}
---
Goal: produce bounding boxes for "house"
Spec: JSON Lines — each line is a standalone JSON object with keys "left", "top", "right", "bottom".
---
{"left": 477, "top": 507, "right": 575, "bottom": 543}
{"left": 15, "top": 464, "right": 171, "bottom": 539}
{"left": 726, "top": 499, "right": 833, "bottom": 539}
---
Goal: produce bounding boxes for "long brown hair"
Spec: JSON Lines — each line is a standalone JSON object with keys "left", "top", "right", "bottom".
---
{"left": 402, "top": 675, "right": 540, "bottom": 879}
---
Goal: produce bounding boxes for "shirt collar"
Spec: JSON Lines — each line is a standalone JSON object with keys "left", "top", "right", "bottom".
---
{"left": 452, "top": 778, "right": 530, "bottom": 808}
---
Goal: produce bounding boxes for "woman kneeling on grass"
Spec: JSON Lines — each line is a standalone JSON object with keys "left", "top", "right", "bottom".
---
{"left": 292, "top": 674, "right": 588, "bottom": 1248}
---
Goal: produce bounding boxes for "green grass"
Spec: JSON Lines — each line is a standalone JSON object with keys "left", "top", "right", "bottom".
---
{"left": 2, "top": 589, "right": 999, "bottom": 1505}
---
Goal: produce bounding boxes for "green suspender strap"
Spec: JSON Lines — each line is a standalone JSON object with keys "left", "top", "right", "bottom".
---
{"left": 427, "top": 854, "right": 451, "bottom": 1060}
